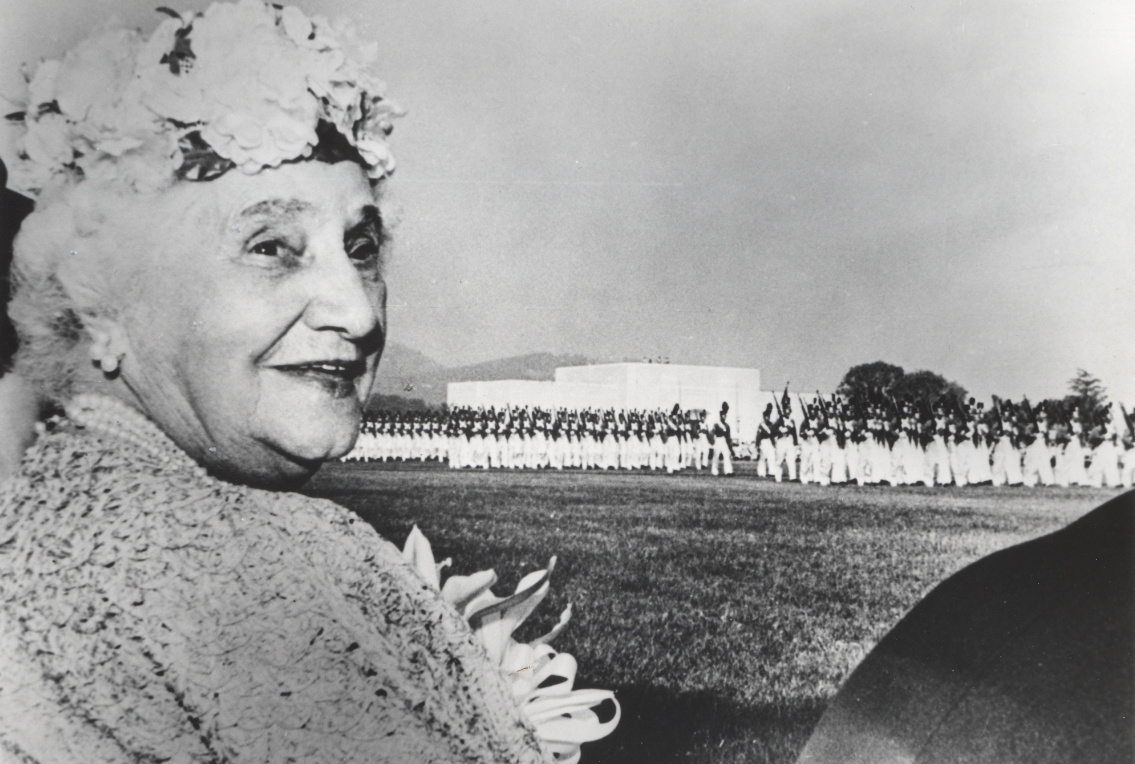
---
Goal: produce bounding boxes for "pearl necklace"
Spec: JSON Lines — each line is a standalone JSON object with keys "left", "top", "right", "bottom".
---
{"left": 65, "top": 393, "right": 199, "bottom": 470}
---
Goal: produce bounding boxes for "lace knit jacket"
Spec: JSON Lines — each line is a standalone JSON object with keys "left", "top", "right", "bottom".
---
{"left": 0, "top": 416, "right": 550, "bottom": 763}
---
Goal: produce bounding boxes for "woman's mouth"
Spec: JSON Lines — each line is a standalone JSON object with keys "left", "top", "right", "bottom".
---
{"left": 269, "top": 360, "right": 367, "bottom": 398}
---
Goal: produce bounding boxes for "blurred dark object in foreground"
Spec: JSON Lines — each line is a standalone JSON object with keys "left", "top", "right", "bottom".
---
{"left": 799, "top": 489, "right": 1134, "bottom": 764}
{"left": 2, "top": 159, "right": 35, "bottom": 374}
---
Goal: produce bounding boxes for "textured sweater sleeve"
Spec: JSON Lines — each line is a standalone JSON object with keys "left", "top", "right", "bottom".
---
{"left": 0, "top": 426, "right": 551, "bottom": 764}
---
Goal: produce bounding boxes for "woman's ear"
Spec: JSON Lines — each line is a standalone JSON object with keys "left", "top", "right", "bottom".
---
{"left": 84, "top": 313, "right": 128, "bottom": 375}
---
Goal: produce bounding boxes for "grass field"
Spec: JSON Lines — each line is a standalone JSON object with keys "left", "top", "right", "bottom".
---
{"left": 304, "top": 462, "right": 1114, "bottom": 764}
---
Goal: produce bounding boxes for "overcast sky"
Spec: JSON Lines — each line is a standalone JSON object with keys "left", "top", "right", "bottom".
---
{"left": 3, "top": 0, "right": 1132, "bottom": 402}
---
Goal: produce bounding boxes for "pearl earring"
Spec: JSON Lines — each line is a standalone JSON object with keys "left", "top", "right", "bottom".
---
{"left": 100, "top": 353, "right": 124, "bottom": 374}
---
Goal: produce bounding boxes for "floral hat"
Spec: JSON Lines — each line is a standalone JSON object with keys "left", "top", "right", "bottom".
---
{"left": 3, "top": 0, "right": 403, "bottom": 198}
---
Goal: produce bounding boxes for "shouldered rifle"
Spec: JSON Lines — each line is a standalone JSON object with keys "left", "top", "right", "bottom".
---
{"left": 1119, "top": 403, "right": 1134, "bottom": 437}
{"left": 1021, "top": 397, "right": 1038, "bottom": 429}
{"left": 816, "top": 391, "right": 831, "bottom": 420}
{"left": 992, "top": 395, "right": 1006, "bottom": 427}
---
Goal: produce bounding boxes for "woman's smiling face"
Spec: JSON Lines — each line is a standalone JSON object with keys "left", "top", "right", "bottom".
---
{"left": 113, "top": 160, "right": 386, "bottom": 486}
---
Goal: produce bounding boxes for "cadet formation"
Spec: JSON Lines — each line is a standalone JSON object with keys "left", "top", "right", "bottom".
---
{"left": 748, "top": 389, "right": 1132, "bottom": 489}
{"left": 343, "top": 390, "right": 1133, "bottom": 489}
{"left": 344, "top": 403, "right": 738, "bottom": 475}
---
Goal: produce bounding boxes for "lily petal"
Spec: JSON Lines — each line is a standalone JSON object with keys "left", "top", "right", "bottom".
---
{"left": 525, "top": 689, "right": 618, "bottom": 724}
{"left": 472, "top": 608, "right": 512, "bottom": 665}
{"left": 496, "top": 559, "right": 556, "bottom": 638}
{"left": 440, "top": 569, "right": 498, "bottom": 613}
{"left": 467, "top": 558, "right": 556, "bottom": 630}
{"left": 531, "top": 603, "right": 573, "bottom": 647}
{"left": 526, "top": 651, "right": 578, "bottom": 701}
{"left": 401, "top": 525, "right": 439, "bottom": 590}
{"left": 535, "top": 702, "right": 621, "bottom": 745}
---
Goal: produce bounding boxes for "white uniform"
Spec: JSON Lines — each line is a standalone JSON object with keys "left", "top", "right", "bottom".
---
{"left": 773, "top": 419, "right": 798, "bottom": 482}
{"left": 1021, "top": 429, "right": 1054, "bottom": 487}
{"left": 710, "top": 418, "right": 734, "bottom": 476}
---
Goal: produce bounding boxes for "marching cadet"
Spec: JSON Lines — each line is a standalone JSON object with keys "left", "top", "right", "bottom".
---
{"left": 658, "top": 404, "right": 671, "bottom": 469}
{"left": 428, "top": 414, "right": 443, "bottom": 461}
{"left": 1086, "top": 407, "right": 1121, "bottom": 488}
{"left": 989, "top": 399, "right": 1020, "bottom": 486}
{"left": 989, "top": 409, "right": 1011, "bottom": 486}
{"left": 755, "top": 404, "right": 775, "bottom": 478}
{"left": 878, "top": 401, "right": 900, "bottom": 485}
{"left": 483, "top": 410, "right": 499, "bottom": 469}
{"left": 628, "top": 414, "right": 644, "bottom": 470}
{"left": 863, "top": 403, "right": 885, "bottom": 485}
{"left": 583, "top": 410, "right": 595, "bottom": 469}
{"left": 846, "top": 410, "right": 866, "bottom": 485}
{"left": 694, "top": 412, "right": 711, "bottom": 470}
{"left": 471, "top": 408, "right": 489, "bottom": 469}
{"left": 946, "top": 404, "right": 970, "bottom": 487}
{"left": 826, "top": 395, "right": 852, "bottom": 484}
{"left": 497, "top": 409, "right": 513, "bottom": 469}
{"left": 773, "top": 390, "right": 799, "bottom": 482}
{"left": 1020, "top": 400, "right": 1054, "bottom": 487}
{"left": 643, "top": 413, "right": 658, "bottom": 471}
{"left": 1063, "top": 405, "right": 1089, "bottom": 486}
{"left": 1050, "top": 404, "right": 1075, "bottom": 488}
{"left": 813, "top": 400, "right": 834, "bottom": 486}
{"left": 597, "top": 411, "right": 614, "bottom": 470}
{"left": 547, "top": 411, "right": 564, "bottom": 470}
{"left": 798, "top": 401, "right": 819, "bottom": 484}
{"left": 444, "top": 410, "right": 458, "bottom": 468}
{"left": 506, "top": 407, "right": 523, "bottom": 468}
{"left": 902, "top": 402, "right": 923, "bottom": 486}
{"left": 967, "top": 403, "right": 994, "bottom": 484}
{"left": 860, "top": 404, "right": 879, "bottom": 484}
{"left": 709, "top": 402, "right": 736, "bottom": 476}
{"left": 926, "top": 402, "right": 952, "bottom": 486}
{"left": 652, "top": 410, "right": 667, "bottom": 471}
{"left": 616, "top": 411, "right": 630, "bottom": 470}
{"left": 569, "top": 411, "right": 584, "bottom": 469}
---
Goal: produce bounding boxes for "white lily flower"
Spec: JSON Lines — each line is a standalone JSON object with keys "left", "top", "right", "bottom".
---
{"left": 400, "top": 524, "right": 451, "bottom": 590}
{"left": 402, "top": 527, "right": 620, "bottom": 763}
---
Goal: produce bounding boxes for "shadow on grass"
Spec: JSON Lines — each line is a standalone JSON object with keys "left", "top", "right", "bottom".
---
{"left": 583, "top": 684, "right": 825, "bottom": 764}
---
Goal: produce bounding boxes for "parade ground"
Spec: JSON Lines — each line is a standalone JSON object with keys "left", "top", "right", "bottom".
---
{"left": 305, "top": 463, "right": 1114, "bottom": 764}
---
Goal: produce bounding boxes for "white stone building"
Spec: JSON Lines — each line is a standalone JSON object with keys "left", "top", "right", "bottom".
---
{"left": 447, "top": 362, "right": 826, "bottom": 442}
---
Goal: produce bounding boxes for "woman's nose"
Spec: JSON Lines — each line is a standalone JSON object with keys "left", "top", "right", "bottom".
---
{"left": 302, "top": 244, "right": 384, "bottom": 342}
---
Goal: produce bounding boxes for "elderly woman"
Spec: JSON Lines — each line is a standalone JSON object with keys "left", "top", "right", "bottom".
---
{"left": 0, "top": 3, "right": 555, "bottom": 761}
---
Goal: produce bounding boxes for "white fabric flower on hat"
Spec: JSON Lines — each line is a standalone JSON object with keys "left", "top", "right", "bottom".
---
{"left": 402, "top": 526, "right": 620, "bottom": 764}
{"left": 25, "top": 60, "right": 60, "bottom": 110}
{"left": 4, "top": 0, "right": 402, "bottom": 198}
{"left": 22, "top": 113, "right": 70, "bottom": 168}
{"left": 54, "top": 28, "right": 140, "bottom": 121}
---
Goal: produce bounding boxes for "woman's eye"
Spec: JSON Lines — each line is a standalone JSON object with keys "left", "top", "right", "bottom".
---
{"left": 348, "top": 239, "right": 380, "bottom": 263}
{"left": 251, "top": 239, "right": 287, "bottom": 257}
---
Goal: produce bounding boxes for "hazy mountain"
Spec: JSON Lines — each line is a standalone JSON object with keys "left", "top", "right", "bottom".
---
{"left": 445, "top": 352, "right": 595, "bottom": 383}
{"left": 371, "top": 342, "right": 449, "bottom": 405}
{"left": 375, "top": 341, "right": 447, "bottom": 382}
{"left": 371, "top": 343, "right": 598, "bottom": 407}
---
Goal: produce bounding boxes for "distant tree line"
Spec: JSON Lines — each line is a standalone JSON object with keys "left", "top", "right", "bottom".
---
{"left": 836, "top": 362, "right": 1117, "bottom": 429}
